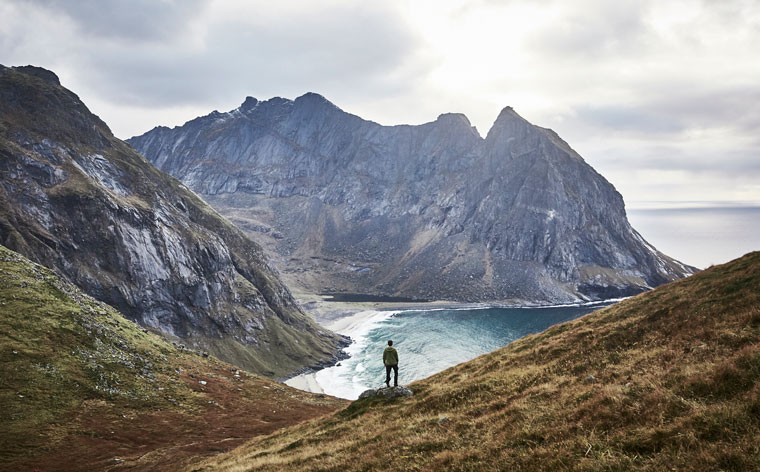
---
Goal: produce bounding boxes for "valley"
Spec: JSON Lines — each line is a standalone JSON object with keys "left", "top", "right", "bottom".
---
{"left": 0, "top": 64, "right": 756, "bottom": 472}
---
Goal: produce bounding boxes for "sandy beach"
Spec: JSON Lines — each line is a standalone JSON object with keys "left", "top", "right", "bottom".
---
{"left": 292, "top": 289, "right": 486, "bottom": 326}
{"left": 285, "top": 372, "right": 325, "bottom": 394}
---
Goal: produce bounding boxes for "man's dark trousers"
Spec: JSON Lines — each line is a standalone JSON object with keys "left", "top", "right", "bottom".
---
{"left": 385, "top": 364, "right": 398, "bottom": 387}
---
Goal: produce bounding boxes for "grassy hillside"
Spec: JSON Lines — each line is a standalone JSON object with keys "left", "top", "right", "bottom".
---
{"left": 193, "top": 252, "right": 760, "bottom": 471}
{"left": 0, "top": 245, "right": 347, "bottom": 472}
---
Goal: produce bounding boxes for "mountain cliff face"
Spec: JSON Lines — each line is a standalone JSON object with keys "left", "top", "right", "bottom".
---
{"left": 0, "top": 65, "right": 347, "bottom": 377}
{"left": 129, "top": 93, "right": 695, "bottom": 303}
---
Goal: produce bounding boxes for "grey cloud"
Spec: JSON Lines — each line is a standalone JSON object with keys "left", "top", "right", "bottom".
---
{"left": 648, "top": 86, "right": 760, "bottom": 134}
{"left": 524, "top": 0, "right": 758, "bottom": 64}
{"left": 524, "top": 0, "right": 652, "bottom": 61}
{"left": 592, "top": 143, "right": 760, "bottom": 178}
{"left": 53, "top": 2, "right": 420, "bottom": 110}
{"left": 575, "top": 106, "right": 683, "bottom": 135}
{"left": 573, "top": 84, "right": 760, "bottom": 139}
{"left": 25, "top": 0, "right": 209, "bottom": 41}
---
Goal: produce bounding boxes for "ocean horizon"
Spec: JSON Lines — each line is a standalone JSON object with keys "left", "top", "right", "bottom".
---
{"left": 626, "top": 201, "right": 759, "bottom": 269}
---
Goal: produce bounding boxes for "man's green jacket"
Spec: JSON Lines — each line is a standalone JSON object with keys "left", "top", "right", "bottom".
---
{"left": 383, "top": 346, "right": 398, "bottom": 366}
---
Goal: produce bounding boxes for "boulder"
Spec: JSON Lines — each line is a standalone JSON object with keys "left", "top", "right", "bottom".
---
{"left": 358, "top": 386, "right": 414, "bottom": 399}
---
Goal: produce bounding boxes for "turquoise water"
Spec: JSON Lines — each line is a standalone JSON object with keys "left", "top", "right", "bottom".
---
{"left": 356, "top": 305, "right": 603, "bottom": 388}
{"left": 296, "top": 304, "right": 608, "bottom": 399}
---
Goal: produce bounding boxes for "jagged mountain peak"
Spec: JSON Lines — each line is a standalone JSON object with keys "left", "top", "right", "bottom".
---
{"left": 234, "top": 92, "right": 343, "bottom": 120}
{"left": 130, "top": 94, "right": 695, "bottom": 303}
{"left": 6, "top": 64, "right": 61, "bottom": 85}
{"left": 494, "top": 104, "right": 519, "bottom": 120}
{"left": 291, "top": 92, "right": 345, "bottom": 118}
{"left": 294, "top": 91, "right": 332, "bottom": 104}
{"left": 429, "top": 112, "right": 482, "bottom": 142}
{"left": 484, "top": 105, "right": 533, "bottom": 140}
{"left": 240, "top": 95, "right": 259, "bottom": 111}
{"left": 435, "top": 112, "right": 472, "bottom": 127}
{"left": 0, "top": 64, "right": 112, "bottom": 147}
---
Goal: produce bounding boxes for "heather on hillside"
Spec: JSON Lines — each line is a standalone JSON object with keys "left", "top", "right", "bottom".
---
{"left": 0, "top": 245, "right": 346, "bottom": 471}
{"left": 194, "top": 252, "right": 760, "bottom": 471}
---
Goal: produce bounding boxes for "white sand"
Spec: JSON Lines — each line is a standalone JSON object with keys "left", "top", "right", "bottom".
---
{"left": 285, "top": 372, "right": 324, "bottom": 394}
{"left": 325, "top": 308, "right": 397, "bottom": 332}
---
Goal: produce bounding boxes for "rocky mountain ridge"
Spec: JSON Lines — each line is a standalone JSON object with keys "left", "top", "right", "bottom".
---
{"left": 130, "top": 93, "right": 695, "bottom": 303}
{"left": 0, "top": 65, "right": 347, "bottom": 377}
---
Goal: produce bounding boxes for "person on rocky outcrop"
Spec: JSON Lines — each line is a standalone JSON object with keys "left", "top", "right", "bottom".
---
{"left": 383, "top": 340, "right": 399, "bottom": 388}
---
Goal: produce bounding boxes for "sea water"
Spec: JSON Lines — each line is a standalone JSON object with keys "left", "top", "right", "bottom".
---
{"left": 627, "top": 202, "right": 760, "bottom": 269}
{"left": 288, "top": 304, "right": 609, "bottom": 399}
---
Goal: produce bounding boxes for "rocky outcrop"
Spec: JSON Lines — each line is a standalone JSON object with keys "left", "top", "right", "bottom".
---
{"left": 358, "top": 386, "right": 414, "bottom": 400}
{"left": 129, "top": 93, "right": 696, "bottom": 303}
{"left": 0, "top": 65, "right": 348, "bottom": 378}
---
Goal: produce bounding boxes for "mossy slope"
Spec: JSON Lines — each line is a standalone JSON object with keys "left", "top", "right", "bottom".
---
{"left": 196, "top": 252, "right": 760, "bottom": 471}
{"left": 0, "top": 245, "right": 347, "bottom": 472}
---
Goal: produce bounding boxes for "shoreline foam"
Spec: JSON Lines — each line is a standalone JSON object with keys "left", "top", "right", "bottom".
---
{"left": 286, "top": 299, "right": 624, "bottom": 399}
{"left": 285, "top": 308, "right": 401, "bottom": 399}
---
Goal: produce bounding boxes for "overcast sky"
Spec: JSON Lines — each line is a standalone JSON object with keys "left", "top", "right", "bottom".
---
{"left": 2, "top": 0, "right": 758, "bottom": 204}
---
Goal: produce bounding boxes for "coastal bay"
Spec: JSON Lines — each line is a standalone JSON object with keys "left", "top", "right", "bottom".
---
{"left": 287, "top": 302, "right": 614, "bottom": 399}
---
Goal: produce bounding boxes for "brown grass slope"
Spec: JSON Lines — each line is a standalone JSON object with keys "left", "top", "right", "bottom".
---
{"left": 0, "top": 245, "right": 347, "bottom": 472}
{"left": 193, "top": 251, "right": 760, "bottom": 471}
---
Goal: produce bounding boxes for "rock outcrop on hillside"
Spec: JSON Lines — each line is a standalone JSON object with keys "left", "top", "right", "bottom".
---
{"left": 0, "top": 65, "right": 347, "bottom": 377}
{"left": 129, "top": 93, "right": 695, "bottom": 303}
{"left": 358, "top": 386, "right": 414, "bottom": 400}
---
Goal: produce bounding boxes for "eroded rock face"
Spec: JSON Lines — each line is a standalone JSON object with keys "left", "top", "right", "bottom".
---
{"left": 129, "top": 93, "right": 696, "bottom": 303}
{"left": 0, "top": 65, "right": 348, "bottom": 378}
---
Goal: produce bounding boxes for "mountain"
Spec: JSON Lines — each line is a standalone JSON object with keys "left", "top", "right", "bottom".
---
{"left": 0, "top": 245, "right": 347, "bottom": 471}
{"left": 129, "top": 93, "right": 694, "bottom": 304}
{"left": 0, "top": 65, "right": 347, "bottom": 378}
{"left": 192, "top": 251, "right": 760, "bottom": 471}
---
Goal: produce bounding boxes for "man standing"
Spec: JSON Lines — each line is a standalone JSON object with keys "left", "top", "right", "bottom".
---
{"left": 383, "top": 340, "right": 399, "bottom": 388}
